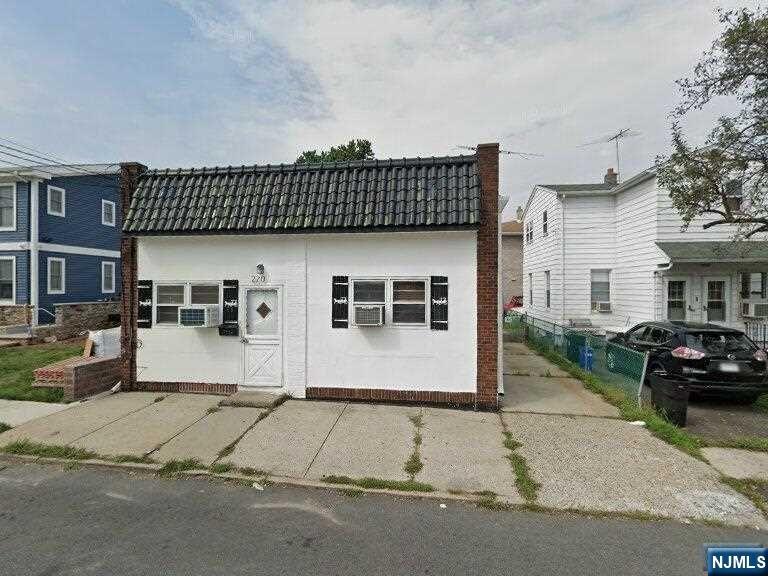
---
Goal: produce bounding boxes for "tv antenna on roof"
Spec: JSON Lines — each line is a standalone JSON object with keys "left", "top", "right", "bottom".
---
{"left": 455, "top": 145, "right": 543, "bottom": 159}
{"left": 580, "top": 128, "right": 641, "bottom": 181}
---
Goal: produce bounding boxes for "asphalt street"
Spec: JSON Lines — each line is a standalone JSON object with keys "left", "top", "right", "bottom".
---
{"left": 0, "top": 461, "right": 762, "bottom": 576}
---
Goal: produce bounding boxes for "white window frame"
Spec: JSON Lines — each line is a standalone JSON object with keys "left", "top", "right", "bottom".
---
{"left": 101, "top": 261, "right": 116, "bottom": 293}
{"left": 391, "top": 278, "right": 428, "bottom": 326}
{"left": 545, "top": 270, "right": 551, "bottom": 308}
{"left": 349, "top": 277, "right": 429, "bottom": 328}
{"left": 47, "top": 185, "right": 66, "bottom": 217}
{"left": 528, "top": 273, "right": 533, "bottom": 306}
{"left": 590, "top": 269, "right": 611, "bottom": 312}
{"left": 154, "top": 282, "right": 222, "bottom": 327}
{"left": 47, "top": 257, "right": 66, "bottom": 295}
{"left": 0, "top": 183, "right": 17, "bottom": 232}
{"left": 0, "top": 255, "right": 16, "bottom": 304}
{"left": 101, "top": 199, "right": 116, "bottom": 226}
{"left": 542, "top": 211, "right": 548, "bottom": 237}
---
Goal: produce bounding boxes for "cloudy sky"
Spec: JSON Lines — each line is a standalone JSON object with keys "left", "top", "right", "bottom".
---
{"left": 0, "top": 0, "right": 753, "bottom": 218}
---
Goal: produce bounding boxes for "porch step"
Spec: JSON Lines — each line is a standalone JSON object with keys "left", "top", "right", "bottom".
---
{"left": 218, "top": 391, "right": 285, "bottom": 409}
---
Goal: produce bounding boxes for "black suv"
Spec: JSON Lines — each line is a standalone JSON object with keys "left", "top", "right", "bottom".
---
{"left": 607, "top": 321, "right": 768, "bottom": 398}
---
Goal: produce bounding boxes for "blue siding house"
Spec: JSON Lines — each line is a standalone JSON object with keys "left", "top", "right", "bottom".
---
{"left": 0, "top": 165, "right": 121, "bottom": 325}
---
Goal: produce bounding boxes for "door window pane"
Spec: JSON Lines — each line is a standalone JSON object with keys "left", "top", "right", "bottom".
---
{"left": 246, "top": 289, "right": 278, "bottom": 335}
{"left": 667, "top": 281, "right": 686, "bottom": 320}
{"left": 707, "top": 280, "right": 726, "bottom": 322}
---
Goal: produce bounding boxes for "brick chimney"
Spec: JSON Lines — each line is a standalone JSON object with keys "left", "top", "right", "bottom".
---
{"left": 604, "top": 168, "right": 618, "bottom": 186}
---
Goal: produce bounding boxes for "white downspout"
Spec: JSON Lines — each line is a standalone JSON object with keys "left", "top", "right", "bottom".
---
{"left": 29, "top": 179, "right": 39, "bottom": 326}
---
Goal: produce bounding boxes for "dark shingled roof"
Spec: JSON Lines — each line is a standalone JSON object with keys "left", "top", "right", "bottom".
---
{"left": 540, "top": 183, "right": 615, "bottom": 192}
{"left": 123, "top": 155, "right": 481, "bottom": 235}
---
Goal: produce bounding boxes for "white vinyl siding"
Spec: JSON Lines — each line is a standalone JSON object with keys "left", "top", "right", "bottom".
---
{"left": 522, "top": 186, "right": 562, "bottom": 322}
{"left": 562, "top": 194, "right": 616, "bottom": 322}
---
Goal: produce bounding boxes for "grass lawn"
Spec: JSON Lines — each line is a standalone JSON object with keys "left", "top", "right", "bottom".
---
{"left": 0, "top": 341, "right": 84, "bottom": 402}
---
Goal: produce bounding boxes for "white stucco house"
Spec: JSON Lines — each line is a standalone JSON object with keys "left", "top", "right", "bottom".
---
{"left": 521, "top": 166, "right": 768, "bottom": 341}
{"left": 119, "top": 145, "right": 503, "bottom": 409}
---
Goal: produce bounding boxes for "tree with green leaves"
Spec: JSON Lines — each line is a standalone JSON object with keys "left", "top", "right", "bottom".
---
{"left": 657, "top": 7, "right": 768, "bottom": 238}
{"left": 295, "top": 139, "right": 374, "bottom": 164}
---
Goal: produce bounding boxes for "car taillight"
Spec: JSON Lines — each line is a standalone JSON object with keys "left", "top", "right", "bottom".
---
{"left": 671, "top": 346, "right": 706, "bottom": 360}
{"left": 755, "top": 349, "right": 767, "bottom": 362}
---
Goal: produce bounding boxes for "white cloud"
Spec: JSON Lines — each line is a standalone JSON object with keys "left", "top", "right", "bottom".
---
{"left": 171, "top": 0, "right": 751, "bottom": 217}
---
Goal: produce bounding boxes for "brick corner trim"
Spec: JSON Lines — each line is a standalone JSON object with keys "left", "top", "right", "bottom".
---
{"left": 475, "top": 142, "right": 500, "bottom": 409}
{"left": 120, "top": 161, "right": 148, "bottom": 391}
{"left": 306, "top": 387, "right": 477, "bottom": 407}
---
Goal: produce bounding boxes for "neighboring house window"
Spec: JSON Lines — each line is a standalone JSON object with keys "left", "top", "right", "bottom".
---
{"left": 102, "top": 262, "right": 116, "bottom": 293}
{"left": 102, "top": 200, "right": 116, "bottom": 226}
{"left": 392, "top": 280, "right": 426, "bottom": 324}
{"left": 47, "top": 257, "right": 66, "bottom": 294}
{"left": 542, "top": 211, "right": 548, "bottom": 237}
{"left": 545, "top": 271, "right": 550, "bottom": 308}
{"left": 667, "top": 281, "right": 687, "bottom": 320}
{"left": 741, "top": 272, "right": 767, "bottom": 299}
{"left": 0, "top": 256, "right": 14, "bottom": 303}
{"left": 528, "top": 273, "right": 533, "bottom": 306}
{"left": 525, "top": 222, "right": 534, "bottom": 243}
{"left": 47, "top": 186, "right": 66, "bottom": 217}
{"left": 156, "top": 283, "right": 221, "bottom": 325}
{"left": 0, "top": 184, "right": 16, "bottom": 231}
{"left": 156, "top": 284, "right": 185, "bottom": 324}
{"left": 725, "top": 179, "right": 743, "bottom": 213}
{"left": 590, "top": 269, "right": 611, "bottom": 311}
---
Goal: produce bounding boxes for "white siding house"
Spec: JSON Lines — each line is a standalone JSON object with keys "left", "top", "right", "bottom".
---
{"left": 522, "top": 167, "right": 768, "bottom": 338}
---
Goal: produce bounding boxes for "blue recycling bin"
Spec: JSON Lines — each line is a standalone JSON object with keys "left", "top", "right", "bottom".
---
{"left": 578, "top": 345, "right": 594, "bottom": 372}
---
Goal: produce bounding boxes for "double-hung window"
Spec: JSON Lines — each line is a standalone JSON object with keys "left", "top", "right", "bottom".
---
{"left": 392, "top": 280, "right": 426, "bottom": 324}
{"left": 545, "top": 271, "right": 551, "bottom": 308}
{"left": 102, "top": 261, "right": 116, "bottom": 293}
{"left": 47, "top": 186, "right": 66, "bottom": 217}
{"left": 542, "top": 211, "right": 548, "bottom": 236}
{"left": 102, "top": 200, "right": 116, "bottom": 226}
{"left": 0, "top": 257, "right": 14, "bottom": 303}
{"left": 0, "top": 184, "right": 16, "bottom": 231}
{"left": 156, "top": 283, "right": 221, "bottom": 325}
{"left": 590, "top": 269, "right": 611, "bottom": 311}
{"left": 47, "top": 257, "right": 66, "bottom": 294}
{"left": 350, "top": 278, "right": 428, "bottom": 326}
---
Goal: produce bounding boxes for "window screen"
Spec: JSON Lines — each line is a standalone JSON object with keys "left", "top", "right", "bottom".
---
{"left": 354, "top": 280, "right": 385, "bottom": 303}
{"left": 191, "top": 284, "right": 219, "bottom": 304}
{"left": 393, "top": 280, "right": 426, "bottom": 324}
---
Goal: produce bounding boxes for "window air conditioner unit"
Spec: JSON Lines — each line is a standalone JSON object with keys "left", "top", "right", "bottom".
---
{"left": 593, "top": 301, "right": 612, "bottom": 313}
{"left": 354, "top": 305, "right": 385, "bottom": 326}
{"left": 742, "top": 302, "right": 768, "bottom": 318}
{"left": 178, "top": 305, "right": 221, "bottom": 328}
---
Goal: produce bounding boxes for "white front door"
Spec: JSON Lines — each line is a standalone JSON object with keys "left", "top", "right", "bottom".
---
{"left": 664, "top": 277, "right": 693, "bottom": 321}
{"left": 242, "top": 287, "right": 283, "bottom": 387}
{"left": 702, "top": 276, "right": 731, "bottom": 325}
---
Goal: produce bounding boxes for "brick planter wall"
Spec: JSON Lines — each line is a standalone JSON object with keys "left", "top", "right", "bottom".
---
{"left": 34, "top": 355, "right": 121, "bottom": 402}
{"left": 0, "top": 305, "right": 33, "bottom": 327}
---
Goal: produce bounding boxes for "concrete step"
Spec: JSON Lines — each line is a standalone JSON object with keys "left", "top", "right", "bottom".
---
{"left": 218, "top": 391, "right": 285, "bottom": 409}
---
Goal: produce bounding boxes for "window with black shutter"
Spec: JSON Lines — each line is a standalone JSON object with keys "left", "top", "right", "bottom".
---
{"left": 430, "top": 276, "right": 448, "bottom": 330}
{"left": 332, "top": 276, "right": 349, "bottom": 328}
{"left": 137, "top": 280, "right": 153, "bottom": 328}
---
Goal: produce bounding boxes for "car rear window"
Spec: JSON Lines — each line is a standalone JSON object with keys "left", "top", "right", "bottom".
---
{"left": 685, "top": 332, "right": 756, "bottom": 354}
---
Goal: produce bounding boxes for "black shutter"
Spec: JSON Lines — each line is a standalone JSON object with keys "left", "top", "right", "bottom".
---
{"left": 137, "top": 280, "right": 153, "bottom": 328}
{"left": 222, "top": 280, "right": 239, "bottom": 324}
{"left": 430, "top": 276, "right": 448, "bottom": 330}
{"left": 332, "top": 276, "right": 349, "bottom": 328}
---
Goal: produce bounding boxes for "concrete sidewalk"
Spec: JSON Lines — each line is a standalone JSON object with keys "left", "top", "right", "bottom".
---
{"left": 0, "top": 343, "right": 765, "bottom": 527}
{"left": 0, "top": 399, "right": 70, "bottom": 427}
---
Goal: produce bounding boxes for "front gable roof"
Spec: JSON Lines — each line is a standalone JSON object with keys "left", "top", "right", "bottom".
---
{"left": 123, "top": 155, "right": 481, "bottom": 235}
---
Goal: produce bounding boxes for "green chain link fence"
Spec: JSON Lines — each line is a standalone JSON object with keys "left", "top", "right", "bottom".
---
{"left": 504, "top": 311, "right": 649, "bottom": 404}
